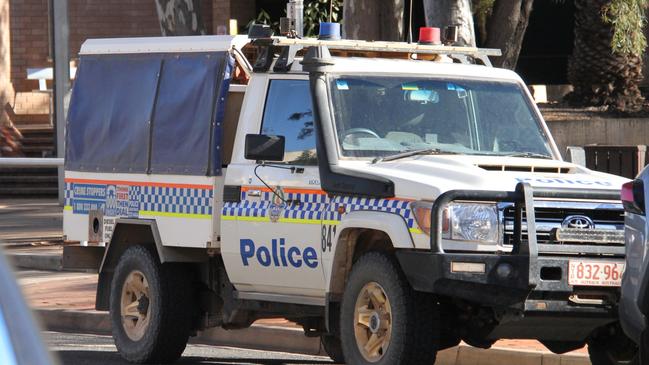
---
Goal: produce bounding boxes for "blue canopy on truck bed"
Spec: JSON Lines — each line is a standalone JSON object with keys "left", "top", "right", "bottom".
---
{"left": 65, "top": 51, "right": 233, "bottom": 176}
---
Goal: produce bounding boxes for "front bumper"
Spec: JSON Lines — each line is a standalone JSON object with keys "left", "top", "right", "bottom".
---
{"left": 397, "top": 182, "right": 624, "bottom": 312}
{"left": 396, "top": 250, "right": 622, "bottom": 311}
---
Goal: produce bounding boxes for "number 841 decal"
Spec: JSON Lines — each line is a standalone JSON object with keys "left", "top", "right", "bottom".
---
{"left": 321, "top": 224, "right": 337, "bottom": 252}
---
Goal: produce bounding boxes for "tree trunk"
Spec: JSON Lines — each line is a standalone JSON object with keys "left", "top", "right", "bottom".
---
{"left": 484, "top": 0, "right": 534, "bottom": 70}
{"left": 423, "top": 0, "right": 475, "bottom": 46}
{"left": 343, "top": 0, "right": 404, "bottom": 42}
{"left": 567, "top": 0, "right": 645, "bottom": 114}
{"left": 155, "top": 0, "right": 206, "bottom": 36}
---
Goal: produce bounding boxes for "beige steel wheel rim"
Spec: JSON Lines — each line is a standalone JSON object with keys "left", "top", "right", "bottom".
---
{"left": 353, "top": 282, "right": 393, "bottom": 362}
{"left": 120, "top": 270, "right": 151, "bottom": 341}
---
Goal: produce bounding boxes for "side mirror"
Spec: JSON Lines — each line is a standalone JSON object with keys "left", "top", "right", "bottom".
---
{"left": 244, "top": 134, "right": 285, "bottom": 162}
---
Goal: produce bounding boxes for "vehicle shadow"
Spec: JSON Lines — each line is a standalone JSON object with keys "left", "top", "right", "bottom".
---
{"left": 55, "top": 350, "right": 339, "bottom": 365}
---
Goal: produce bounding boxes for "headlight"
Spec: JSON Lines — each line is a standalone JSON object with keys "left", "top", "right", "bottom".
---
{"left": 411, "top": 201, "right": 500, "bottom": 244}
{"left": 448, "top": 204, "right": 499, "bottom": 243}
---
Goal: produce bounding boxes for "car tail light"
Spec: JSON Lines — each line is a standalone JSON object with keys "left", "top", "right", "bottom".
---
{"left": 622, "top": 179, "right": 645, "bottom": 215}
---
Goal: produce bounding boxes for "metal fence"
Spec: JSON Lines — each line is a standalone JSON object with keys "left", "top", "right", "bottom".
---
{"left": 0, "top": 158, "right": 64, "bottom": 168}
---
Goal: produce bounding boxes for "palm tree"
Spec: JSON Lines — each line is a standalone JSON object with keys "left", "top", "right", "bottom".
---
{"left": 567, "top": 0, "right": 646, "bottom": 113}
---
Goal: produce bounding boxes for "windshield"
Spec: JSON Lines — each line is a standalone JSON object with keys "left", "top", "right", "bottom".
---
{"left": 329, "top": 76, "right": 554, "bottom": 159}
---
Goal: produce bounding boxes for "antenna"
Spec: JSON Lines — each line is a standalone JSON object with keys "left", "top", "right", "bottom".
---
{"left": 407, "top": 0, "right": 414, "bottom": 44}
{"left": 329, "top": 0, "right": 333, "bottom": 23}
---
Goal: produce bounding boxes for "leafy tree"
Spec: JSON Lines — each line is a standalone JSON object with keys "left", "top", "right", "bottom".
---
{"left": 250, "top": 0, "right": 343, "bottom": 38}
{"left": 424, "top": 0, "right": 476, "bottom": 46}
{"left": 305, "top": 0, "right": 342, "bottom": 37}
{"left": 483, "top": 0, "right": 534, "bottom": 70}
{"left": 566, "top": 0, "right": 647, "bottom": 113}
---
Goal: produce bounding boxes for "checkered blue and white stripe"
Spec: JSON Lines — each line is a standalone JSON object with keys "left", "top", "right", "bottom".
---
{"left": 64, "top": 182, "right": 73, "bottom": 206}
{"left": 140, "top": 186, "right": 213, "bottom": 215}
{"left": 326, "top": 196, "right": 415, "bottom": 228}
{"left": 223, "top": 189, "right": 415, "bottom": 228}
{"left": 65, "top": 182, "right": 213, "bottom": 216}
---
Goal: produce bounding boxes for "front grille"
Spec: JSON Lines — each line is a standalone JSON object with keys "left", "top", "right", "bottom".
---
{"left": 503, "top": 206, "right": 624, "bottom": 246}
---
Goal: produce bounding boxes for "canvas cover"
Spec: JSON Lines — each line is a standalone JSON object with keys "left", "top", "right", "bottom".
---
{"left": 65, "top": 51, "right": 233, "bottom": 176}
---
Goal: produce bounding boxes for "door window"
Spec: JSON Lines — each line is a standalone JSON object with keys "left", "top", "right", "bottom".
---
{"left": 261, "top": 80, "right": 317, "bottom": 165}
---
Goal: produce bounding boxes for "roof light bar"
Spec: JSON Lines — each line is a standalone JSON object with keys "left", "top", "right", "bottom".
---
{"left": 257, "top": 37, "right": 501, "bottom": 59}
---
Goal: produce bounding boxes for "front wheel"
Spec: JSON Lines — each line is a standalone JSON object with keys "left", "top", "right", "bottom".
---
{"left": 321, "top": 334, "right": 345, "bottom": 364}
{"left": 110, "top": 245, "right": 193, "bottom": 363}
{"left": 339, "top": 251, "right": 439, "bottom": 364}
{"left": 588, "top": 324, "right": 639, "bottom": 365}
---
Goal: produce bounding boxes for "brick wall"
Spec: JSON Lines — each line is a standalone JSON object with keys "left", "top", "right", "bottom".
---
{"left": 212, "top": 0, "right": 255, "bottom": 35}
{"left": 5, "top": 0, "right": 214, "bottom": 114}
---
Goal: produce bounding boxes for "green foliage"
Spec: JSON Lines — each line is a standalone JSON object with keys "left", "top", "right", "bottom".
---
{"left": 304, "top": 0, "right": 342, "bottom": 37}
{"left": 472, "top": 0, "right": 495, "bottom": 17}
{"left": 246, "top": 9, "right": 279, "bottom": 34}
{"left": 247, "top": 0, "right": 343, "bottom": 38}
{"left": 602, "top": 0, "right": 648, "bottom": 56}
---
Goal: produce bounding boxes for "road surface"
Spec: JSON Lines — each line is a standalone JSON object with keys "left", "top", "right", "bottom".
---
{"left": 45, "top": 331, "right": 336, "bottom": 365}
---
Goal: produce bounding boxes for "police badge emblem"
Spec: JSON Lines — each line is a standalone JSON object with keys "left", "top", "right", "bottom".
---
{"left": 268, "top": 187, "right": 285, "bottom": 223}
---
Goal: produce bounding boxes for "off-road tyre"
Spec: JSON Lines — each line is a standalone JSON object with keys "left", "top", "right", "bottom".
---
{"left": 110, "top": 245, "right": 193, "bottom": 363}
{"left": 340, "top": 251, "right": 439, "bottom": 365}
{"left": 321, "top": 334, "right": 345, "bottom": 363}
{"left": 588, "top": 326, "right": 639, "bottom": 365}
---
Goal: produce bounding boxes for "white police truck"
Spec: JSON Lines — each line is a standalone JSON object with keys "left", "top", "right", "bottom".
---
{"left": 63, "top": 25, "right": 634, "bottom": 365}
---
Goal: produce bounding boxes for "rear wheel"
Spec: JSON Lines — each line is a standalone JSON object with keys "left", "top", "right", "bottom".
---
{"left": 110, "top": 245, "right": 193, "bottom": 363}
{"left": 588, "top": 324, "right": 639, "bottom": 365}
{"left": 339, "top": 251, "right": 439, "bottom": 364}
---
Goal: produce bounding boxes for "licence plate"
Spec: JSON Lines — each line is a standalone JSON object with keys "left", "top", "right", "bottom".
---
{"left": 568, "top": 260, "right": 625, "bottom": 287}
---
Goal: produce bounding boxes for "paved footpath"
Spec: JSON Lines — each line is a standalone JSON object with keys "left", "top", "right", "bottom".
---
{"left": 0, "top": 199, "right": 62, "bottom": 244}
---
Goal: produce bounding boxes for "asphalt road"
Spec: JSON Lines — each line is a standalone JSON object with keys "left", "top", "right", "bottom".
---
{"left": 45, "top": 331, "right": 336, "bottom": 365}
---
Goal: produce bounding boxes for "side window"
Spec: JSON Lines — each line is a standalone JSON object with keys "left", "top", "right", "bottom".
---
{"left": 261, "top": 79, "right": 317, "bottom": 165}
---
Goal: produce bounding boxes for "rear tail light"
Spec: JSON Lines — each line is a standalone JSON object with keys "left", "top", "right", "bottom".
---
{"left": 622, "top": 179, "right": 645, "bottom": 215}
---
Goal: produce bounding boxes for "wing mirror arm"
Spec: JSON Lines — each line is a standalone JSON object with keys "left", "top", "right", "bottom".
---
{"left": 244, "top": 134, "right": 304, "bottom": 204}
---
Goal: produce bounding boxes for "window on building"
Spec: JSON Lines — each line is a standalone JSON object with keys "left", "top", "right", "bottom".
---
{"left": 261, "top": 80, "right": 317, "bottom": 165}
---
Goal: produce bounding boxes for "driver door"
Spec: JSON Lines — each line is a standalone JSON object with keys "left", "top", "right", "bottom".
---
{"left": 223, "top": 77, "right": 327, "bottom": 299}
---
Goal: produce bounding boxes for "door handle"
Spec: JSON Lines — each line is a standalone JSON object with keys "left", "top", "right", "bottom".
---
{"left": 247, "top": 189, "right": 262, "bottom": 197}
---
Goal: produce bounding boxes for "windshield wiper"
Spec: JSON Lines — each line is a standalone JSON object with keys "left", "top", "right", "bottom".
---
{"left": 372, "top": 148, "right": 442, "bottom": 164}
{"left": 504, "top": 152, "right": 553, "bottom": 160}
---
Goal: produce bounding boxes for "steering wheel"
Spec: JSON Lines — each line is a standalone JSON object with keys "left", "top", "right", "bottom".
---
{"left": 341, "top": 128, "right": 381, "bottom": 140}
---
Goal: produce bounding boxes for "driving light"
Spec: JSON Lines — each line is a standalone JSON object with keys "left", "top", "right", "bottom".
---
{"left": 449, "top": 204, "right": 499, "bottom": 243}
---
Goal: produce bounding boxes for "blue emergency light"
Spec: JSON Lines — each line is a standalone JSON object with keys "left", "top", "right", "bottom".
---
{"left": 319, "top": 22, "right": 341, "bottom": 40}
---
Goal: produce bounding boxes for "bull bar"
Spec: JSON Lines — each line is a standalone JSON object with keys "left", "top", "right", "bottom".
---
{"left": 396, "top": 182, "right": 622, "bottom": 307}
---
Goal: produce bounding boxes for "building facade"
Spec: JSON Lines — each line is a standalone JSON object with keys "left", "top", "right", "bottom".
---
{"left": 0, "top": 0, "right": 254, "bottom": 126}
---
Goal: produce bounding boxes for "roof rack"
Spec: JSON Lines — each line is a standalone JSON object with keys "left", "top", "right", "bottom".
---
{"left": 251, "top": 36, "right": 502, "bottom": 72}
{"left": 269, "top": 37, "right": 500, "bottom": 58}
